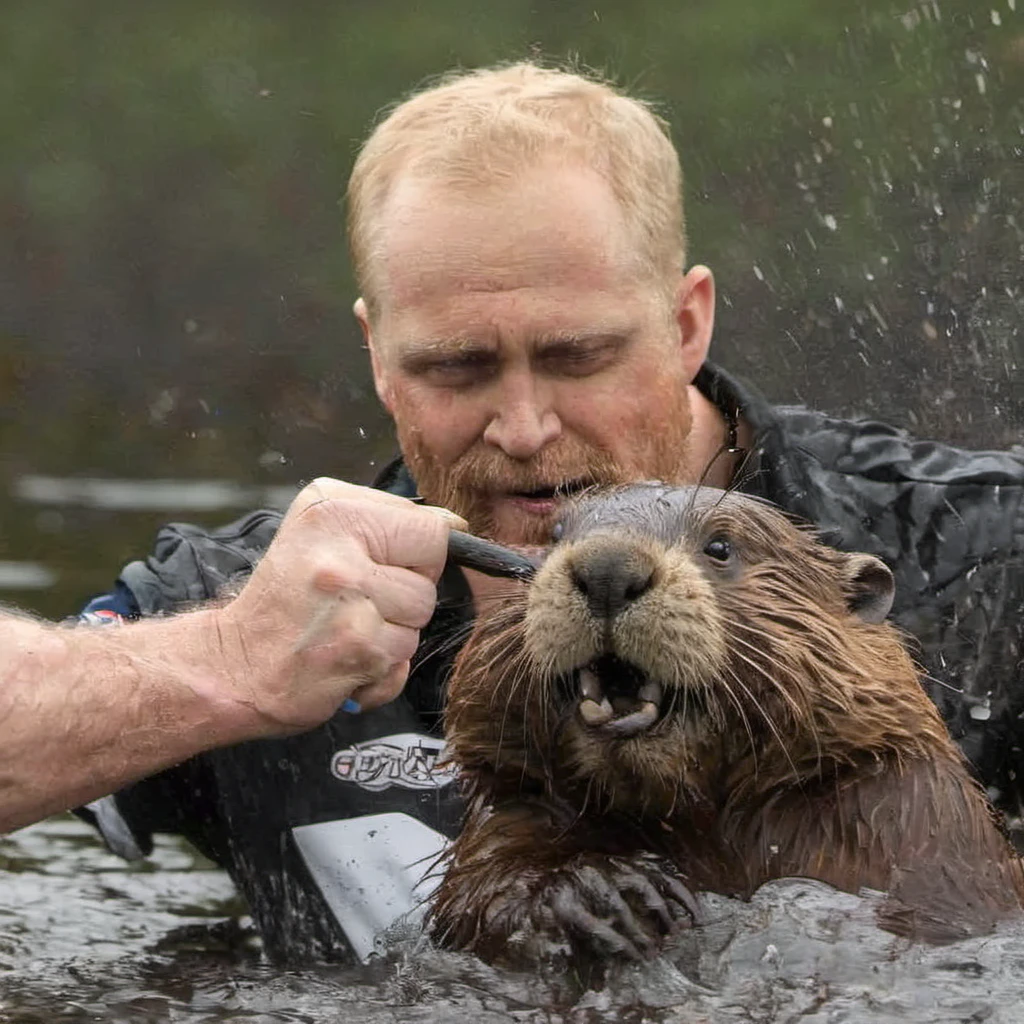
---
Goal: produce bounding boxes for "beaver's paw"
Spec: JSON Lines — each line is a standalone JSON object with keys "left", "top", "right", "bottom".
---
{"left": 499, "top": 852, "right": 699, "bottom": 965}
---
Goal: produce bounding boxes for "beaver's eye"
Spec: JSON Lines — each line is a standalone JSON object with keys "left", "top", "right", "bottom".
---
{"left": 551, "top": 522, "right": 565, "bottom": 542}
{"left": 703, "top": 537, "right": 732, "bottom": 562}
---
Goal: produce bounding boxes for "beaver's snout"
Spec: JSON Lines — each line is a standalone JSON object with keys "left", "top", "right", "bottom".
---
{"left": 568, "top": 544, "right": 658, "bottom": 621}
{"left": 524, "top": 530, "right": 730, "bottom": 744}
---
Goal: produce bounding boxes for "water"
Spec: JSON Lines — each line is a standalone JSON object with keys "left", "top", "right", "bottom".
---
{"left": 3, "top": 815, "right": 1024, "bottom": 1023}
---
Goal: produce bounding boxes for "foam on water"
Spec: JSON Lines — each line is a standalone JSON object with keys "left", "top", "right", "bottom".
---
{"left": 3, "top": 816, "right": 1023, "bottom": 1024}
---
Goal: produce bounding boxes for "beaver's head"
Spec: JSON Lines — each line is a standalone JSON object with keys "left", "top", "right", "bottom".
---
{"left": 446, "top": 484, "right": 942, "bottom": 816}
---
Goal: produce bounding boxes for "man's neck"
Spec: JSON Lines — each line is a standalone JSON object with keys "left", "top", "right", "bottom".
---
{"left": 684, "top": 384, "right": 751, "bottom": 490}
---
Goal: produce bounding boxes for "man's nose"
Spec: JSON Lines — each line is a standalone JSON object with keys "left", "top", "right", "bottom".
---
{"left": 482, "top": 377, "right": 561, "bottom": 460}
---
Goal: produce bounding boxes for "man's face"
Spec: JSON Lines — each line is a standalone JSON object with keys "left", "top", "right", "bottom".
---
{"left": 358, "top": 162, "right": 713, "bottom": 545}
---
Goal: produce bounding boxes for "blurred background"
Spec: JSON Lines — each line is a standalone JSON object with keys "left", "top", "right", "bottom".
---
{"left": 1, "top": 0, "right": 1021, "bottom": 619}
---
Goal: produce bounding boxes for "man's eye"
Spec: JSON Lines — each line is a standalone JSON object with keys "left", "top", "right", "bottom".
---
{"left": 419, "top": 357, "right": 496, "bottom": 387}
{"left": 541, "top": 342, "right": 620, "bottom": 378}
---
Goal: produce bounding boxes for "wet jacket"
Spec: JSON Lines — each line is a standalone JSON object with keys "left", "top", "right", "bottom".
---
{"left": 78, "top": 362, "right": 1024, "bottom": 962}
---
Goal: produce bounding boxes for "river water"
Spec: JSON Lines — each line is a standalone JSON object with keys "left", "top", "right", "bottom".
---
{"left": 3, "top": 814, "right": 1024, "bottom": 1024}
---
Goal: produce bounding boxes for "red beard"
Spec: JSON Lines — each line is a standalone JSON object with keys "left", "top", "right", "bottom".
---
{"left": 400, "top": 419, "right": 694, "bottom": 546}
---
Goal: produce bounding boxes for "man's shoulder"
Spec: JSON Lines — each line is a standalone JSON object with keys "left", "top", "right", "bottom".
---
{"left": 773, "top": 403, "right": 1024, "bottom": 490}
{"left": 762, "top": 403, "right": 1024, "bottom": 595}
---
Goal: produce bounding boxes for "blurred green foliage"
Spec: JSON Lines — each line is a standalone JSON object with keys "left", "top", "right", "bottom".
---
{"left": 1, "top": 0, "right": 1022, "bottom": 614}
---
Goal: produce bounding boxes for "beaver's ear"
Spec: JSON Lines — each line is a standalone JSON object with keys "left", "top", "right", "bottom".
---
{"left": 841, "top": 553, "right": 895, "bottom": 624}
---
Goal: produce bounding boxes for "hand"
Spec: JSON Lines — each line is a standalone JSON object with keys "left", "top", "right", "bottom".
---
{"left": 434, "top": 849, "right": 699, "bottom": 967}
{"left": 211, "top": 477, "right": 464, "bottom": 735}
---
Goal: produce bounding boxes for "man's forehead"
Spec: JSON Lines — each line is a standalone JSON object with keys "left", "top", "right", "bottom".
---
{"left": 372, "top": 168, "right": 644, "bottom": 302}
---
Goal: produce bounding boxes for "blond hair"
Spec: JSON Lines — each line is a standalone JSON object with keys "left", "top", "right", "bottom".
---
{"left": 347, "top": 62, "right": 686, "bottom": 318}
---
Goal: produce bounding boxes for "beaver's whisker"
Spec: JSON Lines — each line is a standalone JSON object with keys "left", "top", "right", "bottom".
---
{"left": 493, "top": 655, "right": 535, "bottom": 768}
{"left": 519, "top": 668, "right": 549, "bottom": 766}
{"left": 713, "top": 673, "right": 759, "bottom": 778}
{"left": 726, "top": 445, "right": 761, "bottom": 496}
{"left": 523, "top": 654, "right": 559, "bottom": 744}
{"left": 723, "top": 629, "right": 807, "bottom": 719}
{"left": 581, "top": 773, "right": 597, "bottom": 819}
{"left": 720, "top": 663, "right": 803, "bottom": 785}
{"left": 917, "top": 671, "right": 965, "bottom": 695}
{"left": 719, "top": 670, "right": 770, "bottom": 787}
{"left": 477, "top": 637, "right": 529, "bottom": 709}
{"left": 412, "top": 619, "right": 477, "bottom": 673}
{"left": 725, "top": 642, "right": 821, "bottom": 769}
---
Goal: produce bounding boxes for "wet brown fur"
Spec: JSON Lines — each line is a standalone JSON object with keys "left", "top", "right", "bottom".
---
{"left": 429, "top": 485, "right": 1024, "bottom": 964}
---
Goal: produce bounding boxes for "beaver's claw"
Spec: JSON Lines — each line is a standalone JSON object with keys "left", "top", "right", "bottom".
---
{"left": 496, "top": 852, "right": 699, "bottom": 965}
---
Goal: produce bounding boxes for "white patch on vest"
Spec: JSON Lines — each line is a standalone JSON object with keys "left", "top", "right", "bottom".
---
{"left": 330, "top": 733, "right": 457, "bottom": 792}
{"left": 85, "top": 795, "right": 144, "bottom": 861}
{"left": 292, "top": 813, "right": 449, "bottom": 962}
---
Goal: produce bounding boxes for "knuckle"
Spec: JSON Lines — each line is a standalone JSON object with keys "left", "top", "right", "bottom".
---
{"left": 389, "top": 626, "right": 420, "bottom": 663}
{"left": 384, "top": 663, "right": 411, "bottom": 697}
{"left": 311, "top": 563, "right": 364, "bottom": 595}
{"left": 407, "top": 582, "right": 438, "bottom": 628}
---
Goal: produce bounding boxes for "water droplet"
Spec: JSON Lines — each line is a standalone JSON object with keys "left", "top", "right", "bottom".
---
{"left": 822, "top": 115, "right": 833, "bottom": 128}
{"left": 992, "top": 9, "right": 1002, "bottom": 24}
{"left": 970, "top": 702, "right": 992, "bottom": 722}
{"left": 258, "top": 449, "right": 287, "bottom": 468}
{"left": 976, "top": 72, "right": 987, "bottom": 95}
{"left": 753, "top": 264, "right": 765, "bottom": 282}
{"left": 823, "top": 213, "right": 838, "bottom": 231}
{"left": 149, "top": 389, "right": 177, "bottom": 425}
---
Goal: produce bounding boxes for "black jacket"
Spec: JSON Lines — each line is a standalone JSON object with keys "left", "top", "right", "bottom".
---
{"left": 78, "top": 363, "right": 1024, "bottom": 961}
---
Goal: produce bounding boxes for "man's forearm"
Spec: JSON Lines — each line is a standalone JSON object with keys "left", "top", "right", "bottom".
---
{"left": 0, "top": 609, "right": 249, "bottom": 834}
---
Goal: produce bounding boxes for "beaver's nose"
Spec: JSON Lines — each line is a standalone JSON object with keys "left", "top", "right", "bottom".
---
{"left": 570, "top": 544, "right": 656, "bottom": 621}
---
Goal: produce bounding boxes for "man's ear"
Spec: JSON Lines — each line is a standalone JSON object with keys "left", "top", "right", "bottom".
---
{"left": 354, "top": 297, "right": 394, "bottom": 416}
{"left": 674, "top": 265, "right": 716, "bottom": 381}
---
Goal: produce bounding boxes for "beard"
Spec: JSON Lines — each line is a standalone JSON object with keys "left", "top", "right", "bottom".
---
{"left": 398, "top": 402, "right": 695, "bottom": 546}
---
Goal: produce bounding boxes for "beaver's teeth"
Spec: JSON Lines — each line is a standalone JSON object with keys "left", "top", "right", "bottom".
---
{"left": 579, "top": 696, "right": 614, "bottom": 726}
{"left": 579, "top": 667, "right": 604, "bottom": 702}
{"left": 637, "top": 680, "right": 663, "bottom": 706}
{"left": 601, "top": 701, "right": 660, "bottom": 737}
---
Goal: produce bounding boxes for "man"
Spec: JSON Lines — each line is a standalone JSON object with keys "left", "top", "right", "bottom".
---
{"left": 78, "top": 63, "right": 1024, "bottom": 962}
{"left": 1, "top": 479, "right": 460, "bottom": 834}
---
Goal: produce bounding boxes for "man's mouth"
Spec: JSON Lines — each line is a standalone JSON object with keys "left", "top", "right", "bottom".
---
{"left": 503, "top": 479, "right": 590, "bottom": 509}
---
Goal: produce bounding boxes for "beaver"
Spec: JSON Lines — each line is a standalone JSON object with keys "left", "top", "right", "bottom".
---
{"left": 429, "top": 483, "right": 1024, "bottom": 966}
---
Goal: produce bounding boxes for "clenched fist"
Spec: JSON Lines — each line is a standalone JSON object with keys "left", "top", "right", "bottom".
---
{"left": 212, "top": 478, "right": 464, "bottom": 735}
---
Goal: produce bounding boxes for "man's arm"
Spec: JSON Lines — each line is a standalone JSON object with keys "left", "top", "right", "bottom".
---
{"left": 0, "top": 478, "right": 463, "bottom": 834}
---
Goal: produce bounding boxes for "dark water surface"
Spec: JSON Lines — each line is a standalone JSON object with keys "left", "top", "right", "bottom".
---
{"left": 2, "top": 0, "right": 1024, "bottom": 1020}
{"left": 4, "top": 816, "right": 1024, "bottom": 1024}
